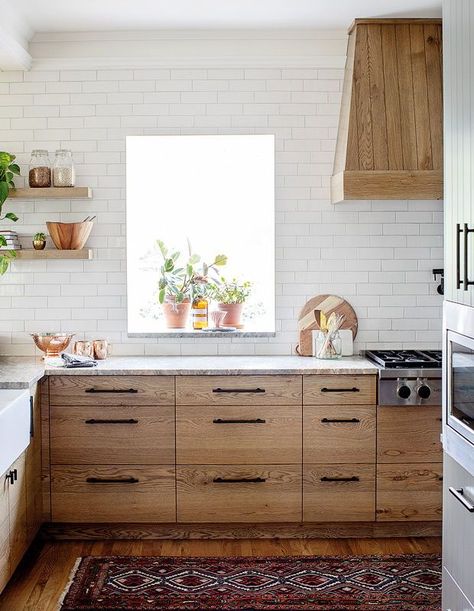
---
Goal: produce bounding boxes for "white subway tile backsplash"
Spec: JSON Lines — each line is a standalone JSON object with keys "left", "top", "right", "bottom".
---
{"left": 0, "top": 46, "right": 443, "bottom": 355}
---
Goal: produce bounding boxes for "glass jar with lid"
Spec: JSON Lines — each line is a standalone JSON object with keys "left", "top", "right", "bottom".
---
{"left": 29, "top": 150, "right": 51, "bottom": 188}
{"left": 53, "top": 149, "right": 75, "bottom": 187}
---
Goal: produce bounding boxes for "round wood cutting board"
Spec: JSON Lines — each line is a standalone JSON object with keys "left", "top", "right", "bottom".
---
{"left": 298, "top": 294, "right": 358, "bottom": 337}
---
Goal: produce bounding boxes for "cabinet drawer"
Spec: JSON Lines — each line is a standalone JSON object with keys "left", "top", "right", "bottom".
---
{"left": 177, "top": 406, "right": 301, "bottom": 464}
{"left": 304, "top": 406, "right": 375, "bottom": 464}
{"left": 443, "top": 453, "right": 474, "bottom": 606}
{"left": 377, "top": 406, "right": 442, "bottom": 463}
{"left": 49, "top": 376, "right": 175, "bottom": 406}
{"left": 303, "top": 464, "right": 375, "bottom": 522}
{"left": 0, "top": 473, "right": 8, "bottom": 594}
{"left": 176, "top": 376, "right": 301, "bottom": 406}
{"left": 51, "top": 465, "right": 175, "bottom": 523}
{"left": 177, "top": 465, "right": 301, "bottom": 523}
{"left": 376, "top": 463, "right": 442, "bottom": 521}
{"left": 303, "top": 375, "right": 376, "bottom": 406}
{"left": 51, "top": 406, "right": 175, "bottom": 464}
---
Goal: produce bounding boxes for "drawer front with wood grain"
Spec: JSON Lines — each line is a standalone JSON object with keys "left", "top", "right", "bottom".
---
{"left": 49, "top": 376, "right": 175, "bottom": 406}
{"left": 176, "top": 376, "right": 301, "bottom": 406}
{"left": 177, "top": 465, "right": 301, "bottom": 523}
{"left": 51, "top": 465, "right": 176, "bottom": 523}
{"left": 0, "top": 472, "right": 9, "bottom": 593}
{"left": 303, "top": 375, "right": 376, "bottom": 406}
{"left": 303, "top": 464, "right": 375, "bottom": 522}
{"left": 377, "top": 406, "right": 442, "bottom": 463}
{"left": 376, "top": 463, "right": 442, "bottom": 521}
{"left": 50, "top": 405, "right": 175, "bottom": 465}
{"left": 176, "top": 406, "right": 301, "bottom": 465}
{"left": 304, "top": 405, "right": 375, "bottom": 464}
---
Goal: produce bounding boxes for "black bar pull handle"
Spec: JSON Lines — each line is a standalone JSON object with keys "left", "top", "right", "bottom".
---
{"left": 320, "top": 476, "right": 360, "bottom": 483}
{"left": 457, "top": 223, "right": 463, "bottom": 289}
{"left": 212, "top": 388, "right": 266, "bottom": 394}
{"left": 213, "top": 418, "right": 266, "bottom": 424}
{"left": 321, "top": 387, "right": 360, "bottom": 393}
{"left": 464, "top": 223, "right": 470, "bottom": 290}
{"left": 213, "top": 477, "right": 266, "bottom": 484}
{"left": 85, "top": 418, "right": 139, "bottom": 425}
{"left": 30, "top": 395, "right": 35, "bottom": 438}
{"left": 449, "top": 487, "right": 474, "bottom": 512}
{"left": 321, "top": 417, "right": 360, "bottom": 424}
{"left": 85, "top": 388, "right": 138, "bottom": 394}
{"left": 6, "top": 469, "right": 18, "bottom": 485}
{"left": 86, "top": 477, "right": 139, "bottom": 484}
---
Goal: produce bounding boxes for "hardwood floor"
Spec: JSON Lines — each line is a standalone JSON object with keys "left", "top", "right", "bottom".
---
{"left": 0, "top": 537, "right": 441, "bottom": 611}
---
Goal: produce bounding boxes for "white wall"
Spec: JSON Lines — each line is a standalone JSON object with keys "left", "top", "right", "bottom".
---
{"left": 0, "top": 30, "right": 443, "bottom": 356}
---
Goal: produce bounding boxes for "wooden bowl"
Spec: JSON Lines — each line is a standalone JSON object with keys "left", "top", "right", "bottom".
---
{"left": 46, "top": 221, "right": 93, "bottom": 250}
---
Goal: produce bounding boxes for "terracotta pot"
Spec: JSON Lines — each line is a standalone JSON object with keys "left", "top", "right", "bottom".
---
{"left": 218, "top": 303, "right": 243, "bottom": 328}
{"left": 162, "top": 298, "right": 191, "bottom": 329}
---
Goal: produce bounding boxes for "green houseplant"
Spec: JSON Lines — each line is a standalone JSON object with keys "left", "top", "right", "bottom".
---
{"left": 33, "top": 232, "right": 46, "bottom": 250}
{"left": 0, "top": 152, "right": 20, "bottom": 274}
{"left": 208, "top": 277, "right": 251, "bottom": 328}
{"left": 157, "top": 239, "right": 227, "bottom": 328}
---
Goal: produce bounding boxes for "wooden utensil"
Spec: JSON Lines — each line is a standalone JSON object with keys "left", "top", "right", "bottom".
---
{"left": 296, "top": 294, "right": 358, "bottom": 356}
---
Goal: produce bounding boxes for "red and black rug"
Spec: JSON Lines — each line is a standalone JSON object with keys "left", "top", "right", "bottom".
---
{"left": 59, "top": 554, "right": 441, "bottom": 611}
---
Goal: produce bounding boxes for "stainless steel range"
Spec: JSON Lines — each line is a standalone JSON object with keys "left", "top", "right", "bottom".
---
{"left": 365, "top": 349, "right": 442, "bottom": 406}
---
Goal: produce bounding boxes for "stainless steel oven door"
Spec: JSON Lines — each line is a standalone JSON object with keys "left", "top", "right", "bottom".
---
{"left": 446, "top": 328, "right": 474, "bottom": 446}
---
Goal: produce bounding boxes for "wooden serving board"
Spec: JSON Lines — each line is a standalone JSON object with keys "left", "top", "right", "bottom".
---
{"left": 296, "top": 294, "right": 358, "bottom": 356}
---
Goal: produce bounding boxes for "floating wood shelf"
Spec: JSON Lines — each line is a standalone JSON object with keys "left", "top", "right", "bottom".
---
{"left": 9, "top": 187, "right": 92, "bottom": 199}
{"left": 15, "top": 249, "right": 93, "bottom": 260}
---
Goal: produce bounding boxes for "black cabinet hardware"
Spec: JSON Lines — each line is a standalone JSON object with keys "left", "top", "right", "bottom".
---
{"left": 86, "top": 477, "right": 139, "bottom": 484}
{"left": 213, "top": 477, "right": 266, "bottom": 484}
{"left": 320, "top": 476, "right": 359, "bottom": 482}
{"left": 321, "top": 417, "right": 360, "bottom": 424}
{"left": 457, "top": 223, "right": 462, "bottom": 289}
{"left": 85, "top": 418, "right": 139, "bottom": 425}
{"left": 30, "top": 395, "right": 34, "bottom": 438}
{"left": 212, "top": 418, "right": 266, "bottom": 424}
{"left": 6, "top": 469, "right": 17, "bottom": 485}
{"left": 432, "top": 268, "right": 444, "bottom": 295}
{"left": 449, "top": 487, "right": 474, "bottom": 512}
{"left": 212, "top": 388, "right": 265, "bottom": 394}
{"left": 85, "top": 388, "right": 138, "bottom": 394}
{"left": 321, "top": 387, "right": 360, "bottom": 393}
{"left": 456, "top": 223, "right": 474, "bottom": 290}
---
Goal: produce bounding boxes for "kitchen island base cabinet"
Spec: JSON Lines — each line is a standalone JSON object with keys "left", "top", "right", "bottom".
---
{"left": 376, "top": 463, "right": 442, "bottom": 521}
{"left": 443, "top": 568, "right": 474, "bottom": 611}
{"left": 51, "top": 465, "right": 176, "bottom": 523}
{"left": 303, "top": 464, "right": 375, "bottom": 522}
{"left": 177, "top": 466, "right": 302, "bottom": 523}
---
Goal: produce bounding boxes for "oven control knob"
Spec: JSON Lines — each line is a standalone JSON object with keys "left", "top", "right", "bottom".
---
{"left": 417, "top": 384, "right": 431, "bottom": 399}
{"left": 397, "top": 384, "right": 411, "bottom": 399}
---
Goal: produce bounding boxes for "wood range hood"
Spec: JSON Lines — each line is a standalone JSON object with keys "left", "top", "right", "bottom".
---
{"left": 331, "top": 18, "right": 443, "bottom": 204}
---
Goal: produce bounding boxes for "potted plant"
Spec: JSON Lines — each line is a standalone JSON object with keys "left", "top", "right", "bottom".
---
{"left": 33, "top": 232, "right": 46, "bottom": 250}
{"left": 208, "top": 277, "right": 251, "bottom": 328}
{"left": 0, "top": 152, "right": 20, "bottom": 274}
{"left": 157, "top": 239, "right": 227, "bottom": 329}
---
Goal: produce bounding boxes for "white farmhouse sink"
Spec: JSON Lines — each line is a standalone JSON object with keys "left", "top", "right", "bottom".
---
{"left": 0, "top": 389, "right": 30, "bottom": 476}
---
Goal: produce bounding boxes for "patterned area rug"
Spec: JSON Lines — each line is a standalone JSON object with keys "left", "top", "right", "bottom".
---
{"left": 59, "top": 554, "right": 441, "bottom": 610}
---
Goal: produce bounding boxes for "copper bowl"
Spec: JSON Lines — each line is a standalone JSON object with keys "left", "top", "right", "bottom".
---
{"left": 46, "top": 221, "right": 93, "bottom": 250}
{"left": 31, "top": 333, "right": 74, "bottom": 357}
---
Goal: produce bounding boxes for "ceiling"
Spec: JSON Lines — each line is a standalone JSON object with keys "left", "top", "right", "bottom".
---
{"left": 13, "top": 0, "right": 441, "bottom": 31}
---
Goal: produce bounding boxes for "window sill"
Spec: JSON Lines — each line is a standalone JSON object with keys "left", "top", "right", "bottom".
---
{"left": 128, "top": 331, "right": 276, "bottom": 338}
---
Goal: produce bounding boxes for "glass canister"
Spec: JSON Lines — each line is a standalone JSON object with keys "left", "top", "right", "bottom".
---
{"left": 314, "top": 330, "right": 342, "bottom": 359}
{"left": 29, "top": 149, "right": 51, "bottom": 187}
{"left": 53, "top": 149, "right": 75, "bottom": 187}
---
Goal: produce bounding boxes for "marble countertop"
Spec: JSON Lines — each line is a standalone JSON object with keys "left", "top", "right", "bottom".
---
{"left": 0, "top": 355, "right": 378, "bottom": 388}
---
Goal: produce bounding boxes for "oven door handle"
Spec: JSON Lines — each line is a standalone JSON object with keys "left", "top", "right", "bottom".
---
{"left": 449, "top": 487, "right": 474, "bottom": 512}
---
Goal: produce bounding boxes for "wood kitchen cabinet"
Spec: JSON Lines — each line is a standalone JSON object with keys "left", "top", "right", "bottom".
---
{"left": 41, "top": 373, "right": 440, "bottom": 537}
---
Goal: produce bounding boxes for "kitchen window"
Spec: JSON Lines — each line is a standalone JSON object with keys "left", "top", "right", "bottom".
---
{"left": 126, "top": 135, "right": 275, "bottom": 335}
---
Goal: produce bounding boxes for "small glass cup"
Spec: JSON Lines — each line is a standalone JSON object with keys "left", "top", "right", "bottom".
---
{"left": 314, "top": 330, "right": 342, "bottom": 359}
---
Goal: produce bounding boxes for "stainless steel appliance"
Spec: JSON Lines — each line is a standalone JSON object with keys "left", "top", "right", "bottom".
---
{"left": 444, "top": 301, "right": 474, "bottom": 460}
{"left": 365, "top": 349, "right": 442, "bottom": 406}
